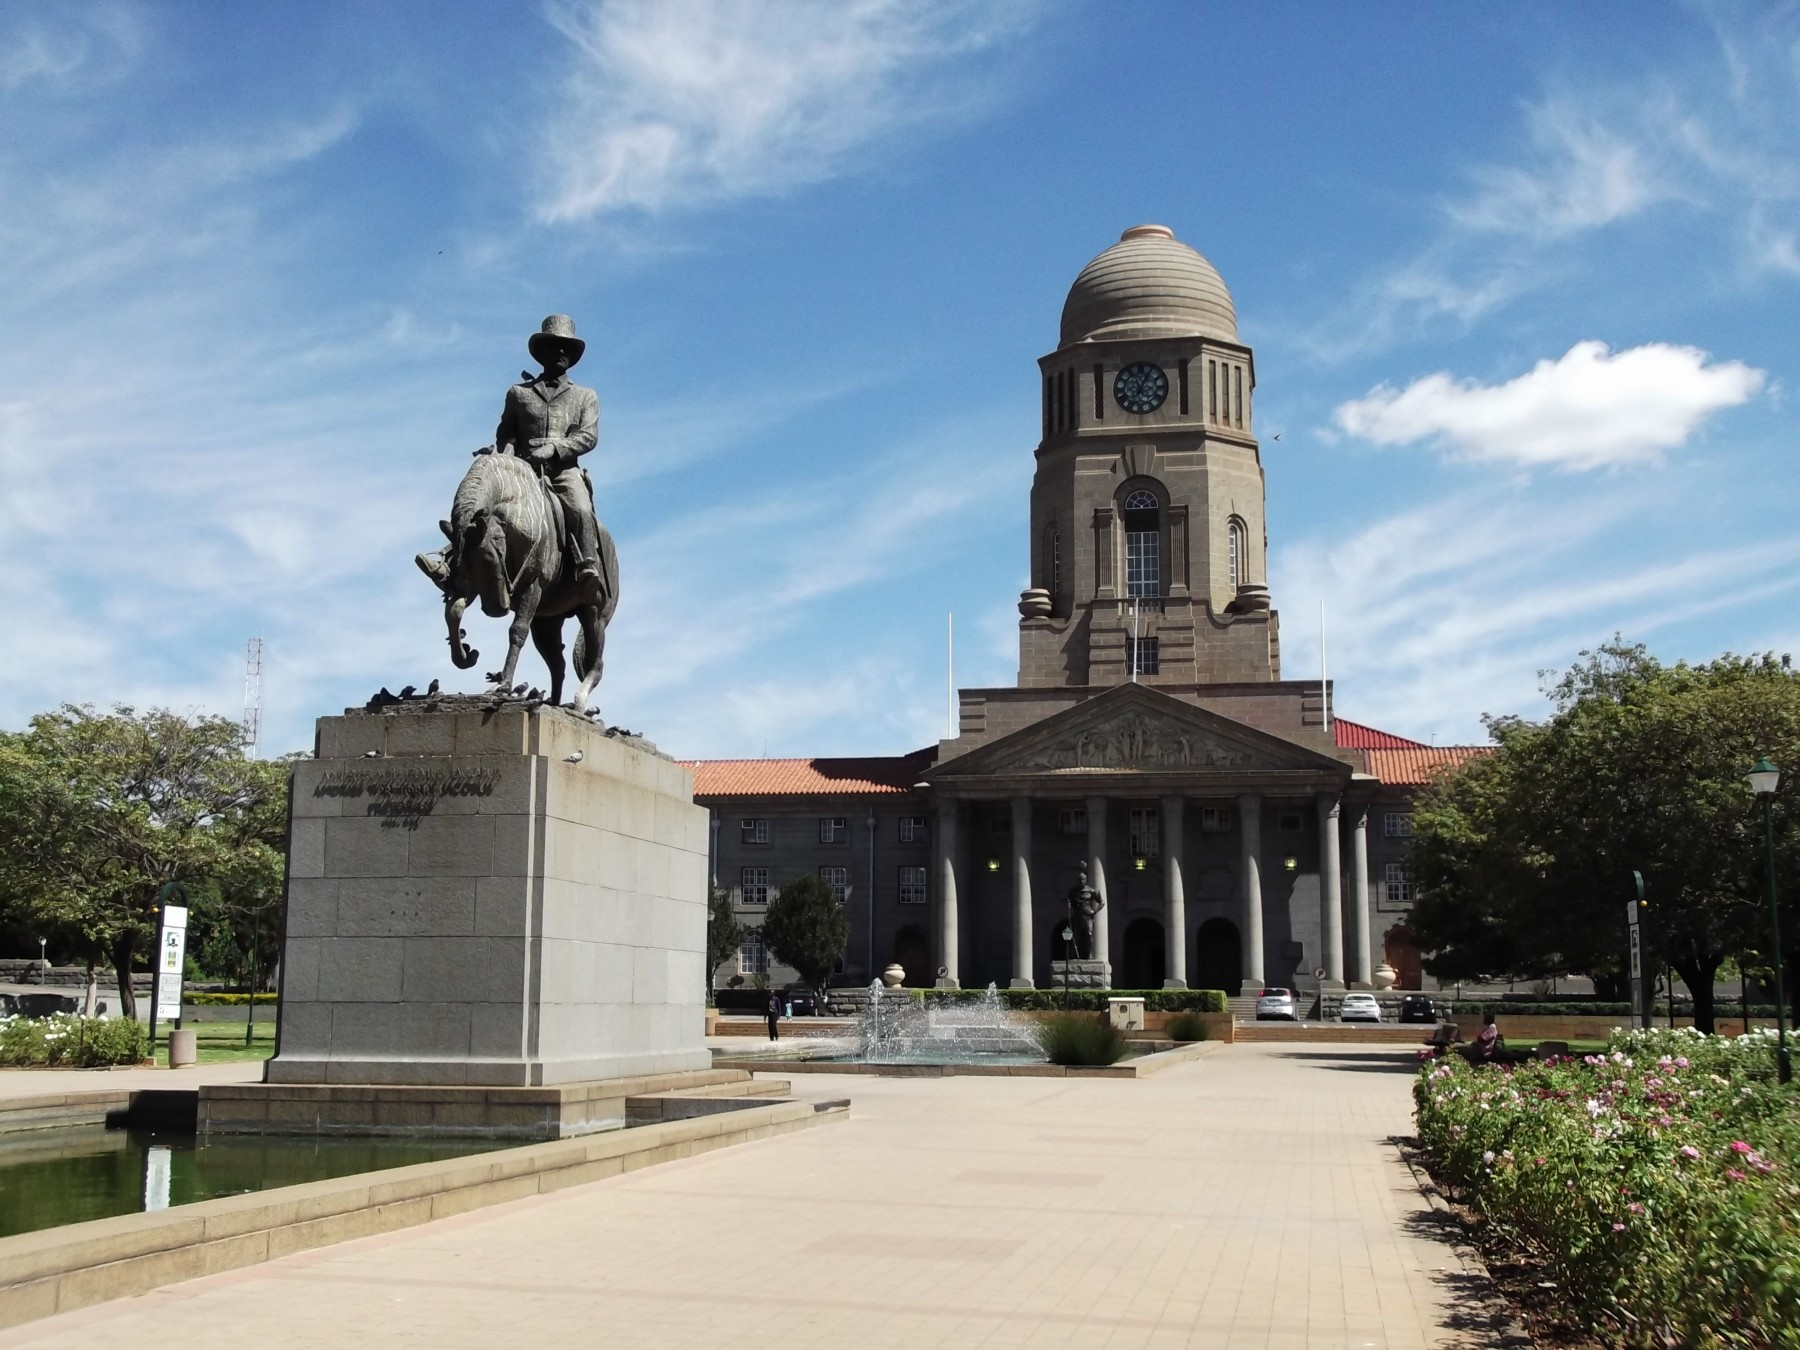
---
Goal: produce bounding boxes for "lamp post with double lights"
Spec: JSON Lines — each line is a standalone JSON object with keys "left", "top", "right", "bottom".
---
{"left": 1747, "top": 757, "right": 1790, "bottom": 1084}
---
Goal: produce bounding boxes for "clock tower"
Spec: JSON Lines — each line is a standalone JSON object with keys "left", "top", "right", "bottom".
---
{"left": 1017, "top": 224, "right": 1277, "bottom": 688}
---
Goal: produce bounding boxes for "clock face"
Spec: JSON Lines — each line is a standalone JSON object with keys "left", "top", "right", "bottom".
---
{"left": 1114, "top": 362, "right": 1168, "bottom": 415}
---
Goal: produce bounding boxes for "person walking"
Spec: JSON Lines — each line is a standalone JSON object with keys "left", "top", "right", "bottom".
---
{"left": 765, "top": 989, "right": 781, "bottom": 1042}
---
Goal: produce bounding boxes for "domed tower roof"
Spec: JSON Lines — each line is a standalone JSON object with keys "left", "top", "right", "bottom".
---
{"left": 1058, "top": 224, "right": 1237, "bottom": 348}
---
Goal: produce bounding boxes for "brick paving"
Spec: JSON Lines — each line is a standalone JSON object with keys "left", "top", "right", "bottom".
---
{"left": 0, "top": 1044, "right": 1518, "bottom": 1348}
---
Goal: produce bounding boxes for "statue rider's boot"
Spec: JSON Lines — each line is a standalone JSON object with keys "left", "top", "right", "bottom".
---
{"left": 415, "top": 549, "right": 451, "bottom": 592}
{"left": 569, "top": 514, "right": 602, "bottom": 600}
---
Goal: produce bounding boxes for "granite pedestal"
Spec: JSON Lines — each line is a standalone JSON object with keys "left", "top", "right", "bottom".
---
{"left": 256, "top": 703, "right": 711, "bottom": 1134}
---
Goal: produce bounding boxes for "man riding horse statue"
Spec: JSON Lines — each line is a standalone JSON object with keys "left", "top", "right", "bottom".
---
{"left": 416, "top": 315, "right": 619, "bottom": 714}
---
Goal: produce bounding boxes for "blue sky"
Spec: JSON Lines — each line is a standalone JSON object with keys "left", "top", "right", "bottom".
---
{"left": 3, "top": 1, "right": 1797, "bottom": 759}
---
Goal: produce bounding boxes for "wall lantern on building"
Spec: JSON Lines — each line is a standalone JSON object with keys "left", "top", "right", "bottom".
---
{"left": 1133, "top": 855, "right": 1148, "bottom": 872}
{"left": 1283, "top": 856, "right": 1298, "bottom": 872}
{"left": 986, "top": 857, "right": 1001, "bottom": 873}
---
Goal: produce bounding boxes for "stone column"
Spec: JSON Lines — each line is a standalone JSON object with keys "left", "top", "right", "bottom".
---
{"left": 1161, "top": 796, "right": 1187, "bottom": 988}
{"left": 1010, "top": 796, "right": 1034, "bottom": 989}
{"left": 1085, "top": 795, "right": 1111, "bottom": 969}
{"left": 1238, "top": 793, "right": 1263, "bottom": 994}
{"left": 1350, "top": 803, "right": 1372, "bottom": 988}
{"left": 1318, "top": 791, "right": 1344, "bottom": 986}
{"left": 936, "top": 798, "right": 961, "bottom": 988}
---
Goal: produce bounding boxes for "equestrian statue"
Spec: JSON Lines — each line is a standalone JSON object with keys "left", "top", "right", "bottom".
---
{"left": 416, "top": 315, "right": 619, "bottom": 714}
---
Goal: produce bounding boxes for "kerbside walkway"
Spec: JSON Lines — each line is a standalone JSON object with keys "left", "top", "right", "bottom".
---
{"left": 1, "top": 1044, "right": 1521, "bottom": 1348}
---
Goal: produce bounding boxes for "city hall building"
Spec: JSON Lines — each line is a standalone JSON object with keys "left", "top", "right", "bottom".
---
{"left": 687, "top": 226, "right": 1481, "bottom": 997}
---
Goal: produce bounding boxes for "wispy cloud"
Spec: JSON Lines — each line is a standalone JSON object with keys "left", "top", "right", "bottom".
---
{"left": 1276, "top": 488, "right": 1800, "bottom": 742}
{"left": 0, "top": 5, "right": 142, "bottom": 90}
{"left": 1334, "top": 341, "right": 1766, "bottom": 471}
{"left": 535, "top": 0, "right": 1037, "bottom": 220}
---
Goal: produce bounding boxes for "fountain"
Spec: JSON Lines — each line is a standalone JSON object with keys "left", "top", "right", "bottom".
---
{"left": 853, "top": 982, "right": 1046, "bottom": 1064}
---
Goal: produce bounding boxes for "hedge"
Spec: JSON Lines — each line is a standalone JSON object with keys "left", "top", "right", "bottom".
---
{"left": 0, "top": 1013, "right": 147, "bottom": 1067}
{"left": 914, "top": 988, "right": 1229, "bottom": 1013}
{"left": 184, "top": 992, "right": 279, "bottom": 1006}
{"left": 1449, "top": 1000, "right": 1784, "bottom": 1018}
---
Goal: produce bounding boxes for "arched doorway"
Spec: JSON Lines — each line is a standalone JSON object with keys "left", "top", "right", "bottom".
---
{"left": 1120, "top": 917, "right": 1164, "bottom": 990}
{"left": 891, "top": 925, "right": 929, "bottom": 988}
{"left": 1384, "top": 925, "right": 1422, "bottom": 990}
{"left": 1194, "top": 917, "right": 1242, "bottom": 994}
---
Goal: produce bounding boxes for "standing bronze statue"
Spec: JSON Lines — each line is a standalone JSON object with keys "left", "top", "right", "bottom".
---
{"left": 417, "top": 315, "right": 620, "bottom": 713}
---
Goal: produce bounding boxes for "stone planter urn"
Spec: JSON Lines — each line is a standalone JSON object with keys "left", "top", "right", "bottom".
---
{"left": 881, "top": 963, "right": 906, "bottom": 988}
{"left": 703, "top": 1008, "right": 720, "bottom": 1035}
{"left": 1372, "top": 962, "right": 1399, "bottom": 990}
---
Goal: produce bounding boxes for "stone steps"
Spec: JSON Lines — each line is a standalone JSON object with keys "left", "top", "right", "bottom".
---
{"left": 1232, "top": 1022, "right": 1434, "bottom": 1045}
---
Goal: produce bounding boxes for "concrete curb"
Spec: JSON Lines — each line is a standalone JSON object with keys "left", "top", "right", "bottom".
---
{"left": 725, "top": 1039, "right": 1225, "bottom": 1078}
{"left": 0, "top": 1096, "right": 846, "bottom": 1330}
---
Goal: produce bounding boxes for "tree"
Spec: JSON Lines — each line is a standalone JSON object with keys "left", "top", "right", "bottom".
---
{"left": 0, "top": 706, "right": 288, "bottom": 1019}
{"left": 761, "top": 873, "right": 849, "bottom": 994}
{"left": 1409, "top": 643, "right": 1800, "bottom": 1031}
{"left": 705, "top": 887, "right": 744, "bottom": 1001}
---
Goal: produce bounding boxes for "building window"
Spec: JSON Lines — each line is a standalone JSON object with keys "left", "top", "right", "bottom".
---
{"left": 1123, "top": 488, "right": 1160, "bottom": 598}
{"left": 1384, "top": 863, "right": 1412, "bottom": 907}
{"left": 820, "top": 817, "right": 848, "bottom": 844}
{"left": 1048, "top": 525, "right": 1062, "bottom": 608}
{"left": 740, "top": 818, "right": 769, "bottom": 845}
{"left": 1128, "top": 636, "right": 1159, "bottom": 676}
{"left": 1043, "top": 374, "right": 1052, "bottom": 437}
{"left": 1200, "top": 805, "right": 1234, "bottom": 833}
{"left": 1383, "top": 812, "right": 1414, "bottom": 838}
{"left": 1057, "top": 806, "right": 1087, "bottom": 835}
{"left": 740, "top": 867, "right": 769, "bottom": 906}
{"left": 1178, "top": 358, "right": 1190, "bottom": 415}
{"left": 899, "top": 816, "right": 928, "bottom": 844}
{"left": 898, "top": 865, "right": 927, "bottom": 905}
{"left": 1278, "top": 811, "right": 1303, "bottom": 832}
{"left": 989, "top": 814, "right": 1011, "bottom": 836}
{"left": 1233, "top": 365, "right": 1244, "bottom": 428}
{"left": 820, "top": 866, "right": 849, "bottom": 903}
{"left": 738, "top": 931, "right": 767, "bottom": 975}
{"left": 1228, "top": 517, "right": 1245, "bottom": 590}
{"left": 1129, "top": 806, "right": 1160, "bottom": 857}
{"left": 1093, "top": 363, "right": 1104, "bottom": 420}
{"left": 1208, "top": 359, "right": 1218, "bottom": 421}
{"left": 1066, "top": 367, "right": 1077, "bottom": 428}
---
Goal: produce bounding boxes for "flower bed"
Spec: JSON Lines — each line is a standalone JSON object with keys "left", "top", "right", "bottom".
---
{"left": 0, "top": 1013, "right": 148, "bottom": 1067}
{"left": 1414, "top": 1027, "right": 1800, "bottom": 1346}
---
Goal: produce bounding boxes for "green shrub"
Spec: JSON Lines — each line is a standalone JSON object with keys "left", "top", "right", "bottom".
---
{"left": 0, "top": 1013, "right": 147, "bottom": 1067}
{"left": 1447, "top": 1000, "right": 1784, "bottom": 1018}
{"left": 1033, "top": 1011, "right": 1126, "bottom": 1066}
{"left": 1164, "top": 1011, "right": 1210, "bottom": 1042}
{"left": 184, "top": 992, "right": 279, "bottom": 1006}
{"left": 1415, "top": 1027, "right": 1799, "bottom": 1343}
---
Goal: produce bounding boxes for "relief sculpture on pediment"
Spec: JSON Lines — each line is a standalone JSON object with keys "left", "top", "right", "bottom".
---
{"left": 1019, "top": 712, "right": 1256, "bottom": 772}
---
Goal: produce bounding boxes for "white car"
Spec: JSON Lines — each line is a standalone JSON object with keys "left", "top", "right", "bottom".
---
{"left": 1254, "top": 987, "right": 1298, "bottom": 1020}
{"left": 1338, "top": 992, "right": 1382, "bottom": 1023}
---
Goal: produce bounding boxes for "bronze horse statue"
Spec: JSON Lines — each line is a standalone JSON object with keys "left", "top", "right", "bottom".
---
{"left": 426, "top": 450, "right": 619, "bottom": 713}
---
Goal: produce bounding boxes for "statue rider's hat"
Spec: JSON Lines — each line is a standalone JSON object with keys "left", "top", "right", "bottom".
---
{"left": 528, "top": 314, "right": 586, "bottom": 367}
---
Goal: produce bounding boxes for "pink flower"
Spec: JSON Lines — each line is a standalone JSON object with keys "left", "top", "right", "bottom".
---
{"left": 1627, "top": 1202, "right": 1645, "bottom": 1214}
{"left": 1731, "top": 1140, "right": 1753, "bottom": 1154}
{"left": 1726, "top": 1169, "right": 1748, "bottom": 1182}
{"left": 1611, "top": 1222, "right": 1626, "bottom": 1231}
{"left": 1679, "top": 1145, "right": 1701, "bottom": 1160}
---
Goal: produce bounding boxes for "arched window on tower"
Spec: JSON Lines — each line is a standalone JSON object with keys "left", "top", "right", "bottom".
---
{"left": 1122, "top": 488, "right": 1161, "bottom": 598}
{"left": 1228, "top": 517, "right": 1247, "bottom": 590}
{"left": 1042, "top": 523, "right": 1062, "bottom": 610}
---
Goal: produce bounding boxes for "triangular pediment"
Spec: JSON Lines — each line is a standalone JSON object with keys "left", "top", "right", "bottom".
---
{"left": 928, "top": 684, "right": 1350, "bottom": 782}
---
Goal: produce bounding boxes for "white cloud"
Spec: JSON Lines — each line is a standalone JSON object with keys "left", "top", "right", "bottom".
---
{"left": 1333, "top": 341, "right": 1765, "bottom": 471}
{"left": 536, "top": 0, "right": 1036, "bottom": 220}
{"left": 1449, "top": 98, "right": 1669, "bottom": 240}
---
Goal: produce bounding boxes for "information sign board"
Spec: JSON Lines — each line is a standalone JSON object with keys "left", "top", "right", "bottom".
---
{"left": 155, "top": 904, "right": 188, "bottom": 1021}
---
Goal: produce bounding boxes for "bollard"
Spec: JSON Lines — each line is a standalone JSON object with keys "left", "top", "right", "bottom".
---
{"left": 168, "top": 1028, "right": 197, "bottom": 1069}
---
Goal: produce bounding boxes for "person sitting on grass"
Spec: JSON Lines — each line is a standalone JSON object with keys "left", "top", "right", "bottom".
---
{"left": 1466, "top": 1012, "right": 1504, "bottom": 1063}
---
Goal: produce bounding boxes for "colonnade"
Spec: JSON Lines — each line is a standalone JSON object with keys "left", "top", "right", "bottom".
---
{"left": 935, "top": 790, "right": 1374, "bottom": 990}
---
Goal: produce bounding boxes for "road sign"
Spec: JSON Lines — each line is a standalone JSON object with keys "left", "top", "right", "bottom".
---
{"left": 155, "top": 904, "right": 188, "bottom": 1022}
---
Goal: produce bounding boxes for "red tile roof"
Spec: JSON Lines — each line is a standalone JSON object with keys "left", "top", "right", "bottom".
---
{"left": 683, "top": 750, "right": 933, "bottom": 798}
{"left": 1333, "top": 718, "right": 1428, "bottom": 750}
{"left": 1363, "top": 745, "right": 1491, "bottom": 786}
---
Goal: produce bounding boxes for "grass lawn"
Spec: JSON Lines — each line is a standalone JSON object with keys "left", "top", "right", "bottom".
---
{"left": 152, "top": 1021, "right": 275, "bottom": 1066}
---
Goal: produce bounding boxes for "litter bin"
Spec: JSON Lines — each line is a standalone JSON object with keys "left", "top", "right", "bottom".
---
{"left": 168, "top": 1029, "right": 197, "bottom": 1068}
{"left": 1107, "top": 997, "right": 1146, "bottom": 1031}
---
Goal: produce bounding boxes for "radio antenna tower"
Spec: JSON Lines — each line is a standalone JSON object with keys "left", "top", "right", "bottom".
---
{"left": 242, "top": 637, "right": 264, "bottom": 759}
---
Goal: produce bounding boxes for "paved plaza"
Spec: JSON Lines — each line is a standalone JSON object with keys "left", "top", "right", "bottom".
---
{"left": 0, "top": 1044, "right": 1521, "bottom": 1348}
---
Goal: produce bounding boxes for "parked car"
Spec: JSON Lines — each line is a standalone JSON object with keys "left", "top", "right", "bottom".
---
{"left": 1255, "top": 987, "right": 1297, "bottom": 1021}
{"left": 1338, "top": 991, "right": 1382, "bottom": 1023}
{"left": 1396, "top": 993, "right": 1440, "bottom": 1024}
{"left": 784, "top": 987, "right": 821, "bottom": 1016}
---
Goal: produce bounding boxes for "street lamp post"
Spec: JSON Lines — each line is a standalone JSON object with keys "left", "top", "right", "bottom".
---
{"left": 1748, "top": 757, "right": 1791, "bottom": 1085}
